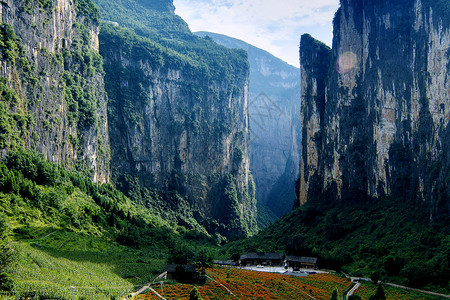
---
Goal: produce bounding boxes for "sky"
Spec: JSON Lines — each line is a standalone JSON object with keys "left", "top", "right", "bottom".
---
{"left": 173, "top": 0, "right": 341, "bottom": 68}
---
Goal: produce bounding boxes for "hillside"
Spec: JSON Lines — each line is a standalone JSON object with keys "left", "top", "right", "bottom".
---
{"left": 0, "top": 148, "right": 217, "bottom": 299}
{"left": 195, "top": 31, "right": 301, "bottom": 221}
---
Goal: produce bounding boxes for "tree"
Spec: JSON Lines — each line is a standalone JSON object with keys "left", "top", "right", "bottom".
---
{"left": 383, "top": 256, "right": 403, "bottom": 276}
{"left": 330, "top": 289, "right": 339, "bottom": 300}
{"left": 369, "top": 284, "right": 386, "bottom": 300}
{"left": 168, "top": 243, "right": 194, "bottom": 264}
{"left": 189, "top": 287, "right": 203, "bottom": 300}
{"left": 0, "top": 214, "right": 14, "bottom": 273}
{"left": 348, "top": 295, "right": 362, "bottom": 300}
{"left": 0, "top": 272, "right": 13, "bottom": 292}
{"left": 230, "top": 253, "right": 240, "bottom": 262}
{"left": 371, "top": 272, "right": 379, "bottom": 285}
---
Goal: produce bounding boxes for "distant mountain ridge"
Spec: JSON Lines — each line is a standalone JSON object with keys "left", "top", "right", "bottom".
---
{"left": 195, "top": 31, "right": 301, "bottom": 220}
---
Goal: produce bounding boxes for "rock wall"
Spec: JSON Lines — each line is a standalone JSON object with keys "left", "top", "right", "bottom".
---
{"left": 298, "top": 34, "right": 331, "bottom": 206}
{"left": 100, "top": 25, "right": 257, "bottom": 237}
{"left": 248, "top": 56, "right": 301, "bottom": 217}
{"left": 298, "top": 0, "right": 449, "bottom": 218}
{"left": 194, "top": 31, "right": 301, "bottom": 218}
{"left": 0, "top": 0, "right": 109, "bottom": 182}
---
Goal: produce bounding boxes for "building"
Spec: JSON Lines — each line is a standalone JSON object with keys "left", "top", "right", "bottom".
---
{"left": 239, "top": 253, "right": 284, "bottom": 266}
{"left": 213, "top": 260, "right": 238, "bottom": 267}
{"left": 285, "top": 256, "right": 318, "bottom": 269}
{"left": 166, "top": 264, "right": 197, "bottom": 282}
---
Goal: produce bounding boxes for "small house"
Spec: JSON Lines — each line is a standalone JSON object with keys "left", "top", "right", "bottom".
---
{"left": 166, "top": 264, "right": 197, "bottom": 282}
{"left": 240, "top": 252, "right": 284, "bottom": 266}
{"left": 285, "top": 256, "right": 318, "bottom": 269}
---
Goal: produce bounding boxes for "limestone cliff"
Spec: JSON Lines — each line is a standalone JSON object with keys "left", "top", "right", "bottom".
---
{"left": 298, "top": 0, "right": 449, "bottom": 219}
{"left": 195, "top": 31, "right": 301, "bottom": 218}
{"left": 100, "top": 24, "right": 257, "bottom": 237}
{"left": 0, "top": 0, "right": 109, "bottom": 182}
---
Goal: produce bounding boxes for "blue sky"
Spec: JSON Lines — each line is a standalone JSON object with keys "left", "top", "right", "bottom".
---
{"left": 173, "top": 0, "right": 340, "bottom": 67}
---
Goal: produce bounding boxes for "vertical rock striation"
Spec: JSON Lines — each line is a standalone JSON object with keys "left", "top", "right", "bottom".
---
{"left": 194, "top": 31, "right": 301, "bottom": 218}
{"left": 298, "top": 0, "right": 449, "bottom": 220}
{"left": 0, "top": 0, "right": 109, "bottom": 182}
{"left": 100, "top": 25, "right": 257, "bottom": 237}
{"left": 298, "top": 34, "right": 331, "bottom": 206}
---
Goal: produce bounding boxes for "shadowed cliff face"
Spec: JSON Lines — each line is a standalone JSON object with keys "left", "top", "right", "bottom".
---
{"left": 100, "top": 24, "right": 257, "bottom": 237}
{"left": 0, "top": 0, "right": 109, "bottom": 182}
{"left": 299, "top": 0, "right": 449, "bottom": 219}
{"left": 195, "top": 31, "right": 301, "bottom": 219}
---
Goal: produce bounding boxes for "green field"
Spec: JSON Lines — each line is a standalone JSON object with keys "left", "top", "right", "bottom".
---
{"left": 3, "top": 231, "right": 165, "bottom": 299}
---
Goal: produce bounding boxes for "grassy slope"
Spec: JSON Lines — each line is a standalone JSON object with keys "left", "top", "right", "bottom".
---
{"left": 0, "top": 149, "right": 217, "bottom": 299}
{"left": 11, "top": 236, "right": 164, "bottom": 299}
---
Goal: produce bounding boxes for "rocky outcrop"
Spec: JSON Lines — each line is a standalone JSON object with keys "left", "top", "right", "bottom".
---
{"left": 0, "top": 0, "right": 109, "bottom": 182}
{"left": 100, "top": 25, "right": 257, "bottom": 237}
{"left": 298, "top": 34, "right": 331, "bottom": 206}
{"left": 298, "top": 0, "right": 449, "bottom": 219}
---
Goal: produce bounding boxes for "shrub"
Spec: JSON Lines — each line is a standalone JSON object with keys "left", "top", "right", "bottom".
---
{"left": 0, "top": 272, "right": 13, "bottom": 291}
{"left": 330, "top": 289, "right": 339, "bottom": 300}
{"left": 189, "top": 287, "right": 203, "bottom": 300}
{"left": 369, "top": 284, "right": 386, "bottom": 300}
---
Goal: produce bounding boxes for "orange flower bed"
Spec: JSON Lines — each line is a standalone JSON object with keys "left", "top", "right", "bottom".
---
{"left": 137, "top": 267, "right": 352, "bottom": 300}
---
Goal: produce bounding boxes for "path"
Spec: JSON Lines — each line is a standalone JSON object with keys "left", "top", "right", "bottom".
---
{"left": 121, "top": 272, "right": 168, "bottom": 300}
{"left": 383, "top": 282, "right": 450, "bottom": 298}
{"left": 346, "top": 282, "right": 360, "bottom": 299}
{"left": 206, "top": 275, "right": 235, "bottom": 296}
{"left": 40, "top": 230, "right": 57, "bottom": 239}
{"left": 347, "top": 277, "right": 450, "bottom": 299}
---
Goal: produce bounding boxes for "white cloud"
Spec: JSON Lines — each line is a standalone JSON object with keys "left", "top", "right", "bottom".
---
{"left": 173, "top": 0, "right": 340, "bottom": 67}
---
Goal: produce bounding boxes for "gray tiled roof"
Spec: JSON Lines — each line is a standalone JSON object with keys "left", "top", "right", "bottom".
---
{"left": 285, "top": 256, "right": 317, "bottom": 264}
{"left": 166, "top": 264, "right": 196, "bottom": 273}
{"left": 213, "top": 260, "right": 238, "bottom": 266}
{"left": 240, "top": 252, "right": 283, "bottom": 260}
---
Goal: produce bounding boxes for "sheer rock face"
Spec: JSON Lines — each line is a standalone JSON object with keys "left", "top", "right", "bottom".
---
{"left": 299, "top": 0, "right": 449, "bottom": 216}
{"left": 247, "top": 56, "right": 301, "bottom": 217}
{"left": 101, "top": 29, "right": 257, "bottom": 237}
{"left": 194, "top": 31, "right": 302, "bottom": 218}
{"left": 0, "top": 0, "right": 109, "bottom": 182}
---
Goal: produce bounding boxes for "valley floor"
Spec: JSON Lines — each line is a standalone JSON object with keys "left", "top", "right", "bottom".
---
{"left": 136, "top": 267, "right": 444, "bottom": 300}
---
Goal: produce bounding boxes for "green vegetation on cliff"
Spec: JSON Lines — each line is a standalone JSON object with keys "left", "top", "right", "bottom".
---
{"left": 75, "top": 0, "right": 101, "bottom": 24}
{"left": 0, "top": 24, "right": 34, "bottom": 151}
{"left": 93, "top": 0, "right": 249, "bottom": 82}
{"left": 99, "top": 24, "right": 247, "bottom": 84}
